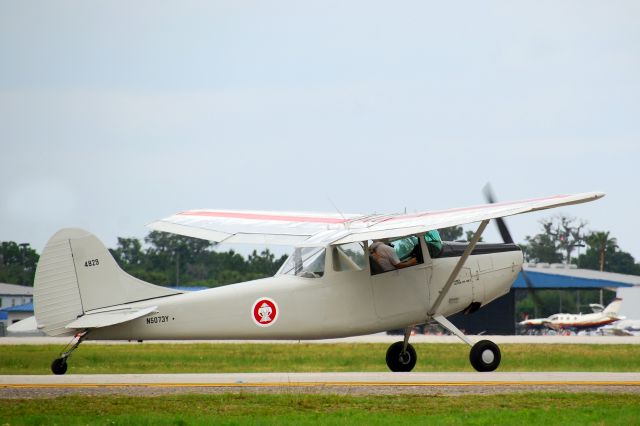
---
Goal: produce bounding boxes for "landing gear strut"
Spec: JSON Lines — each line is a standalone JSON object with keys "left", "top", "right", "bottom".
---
{"left": 423, "top": 220, "right": 501, "bottom": 372}
{"left": 51, "top": 331, "right": 89, "bottom": 375}
{"left": 386, "top": 327, "right": 417, "bottom": 372}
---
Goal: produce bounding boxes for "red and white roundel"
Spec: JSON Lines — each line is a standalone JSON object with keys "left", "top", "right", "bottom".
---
{"left": 252, "top": 298, "right": 278, "bottom": 327}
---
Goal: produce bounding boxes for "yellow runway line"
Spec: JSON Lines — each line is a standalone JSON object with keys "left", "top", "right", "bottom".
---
{"left": 2, "top": 381, "right": 640, "bottom": 389}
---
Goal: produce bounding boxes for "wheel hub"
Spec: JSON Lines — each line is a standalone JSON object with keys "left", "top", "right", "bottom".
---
{"left": 481, "top": 349, "right": 495, "bottom": 364}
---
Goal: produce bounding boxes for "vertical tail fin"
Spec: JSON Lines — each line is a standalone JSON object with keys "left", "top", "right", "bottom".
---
{"left": 603, "top": 298, "right": 623, "bottom": 318}
{"left": 34, "top": 228, "right": 180, "bottom": 336}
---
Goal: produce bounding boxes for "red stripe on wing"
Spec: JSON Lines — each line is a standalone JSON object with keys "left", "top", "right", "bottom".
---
{"left": 179, "top": 210, "right": 349, "bottom": 224}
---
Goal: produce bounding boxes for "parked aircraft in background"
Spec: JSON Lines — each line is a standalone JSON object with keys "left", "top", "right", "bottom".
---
{"left": 32, "top": 192, "right": 604, "bottom": 375}
{"left": 598, "top": 319, "right": 640, "bottom": 336}
{"left": 519, "top": 298, "right": 623, "bottom": 331}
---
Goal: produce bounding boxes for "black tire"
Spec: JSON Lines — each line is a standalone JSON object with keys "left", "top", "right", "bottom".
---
{"left": 385, "top": 341, "right": 417, "bottom": 372}
{"left": 51, "top": 358, "right": 68, "bottom": 375}
{"left": 469, "top": 340, "right": 501, "bottom": 372}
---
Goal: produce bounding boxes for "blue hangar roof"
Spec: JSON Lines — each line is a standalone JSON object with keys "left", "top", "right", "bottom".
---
{"left": 512, "top": 265, "right": 640, "bottom": 290}
{"left": 0, "top": 302, "right": 34, "bottom": 313}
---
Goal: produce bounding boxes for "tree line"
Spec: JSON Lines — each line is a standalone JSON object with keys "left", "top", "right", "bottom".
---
{"left": 110, "top": 231, "right": 288, "bottom": 287}
{"left": 0, "top": 231, "right": 287, "bottom": 288}
{"left": 440, "top": 216, "right": 640, "bottom": 275}
{"left": 521, "top": 215, "right": 640, "bottom": 275}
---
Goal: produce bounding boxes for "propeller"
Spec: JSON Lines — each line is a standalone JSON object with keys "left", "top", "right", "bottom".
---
{"left": 482, "top": 183, "right": 543, "bottom": 316}
{"left": 482, "top": 185, "right": 513, "bottom": 244}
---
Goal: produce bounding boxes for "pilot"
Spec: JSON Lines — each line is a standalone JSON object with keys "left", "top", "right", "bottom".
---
{"left": 369, "top": 240, "right": 417, "bottom": 272}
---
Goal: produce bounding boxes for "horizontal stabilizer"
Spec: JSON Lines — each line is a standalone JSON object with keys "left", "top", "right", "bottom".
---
{"left": 7, "top": 316, "right": 39, "bottom": 333}
{"left": 65, "top": 306, "right": 157, "bottom": 329}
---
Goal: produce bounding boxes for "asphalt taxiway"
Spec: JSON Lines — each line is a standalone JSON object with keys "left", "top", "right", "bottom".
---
{"left": 2, "top": 372, "right": 640, "bottom": 397}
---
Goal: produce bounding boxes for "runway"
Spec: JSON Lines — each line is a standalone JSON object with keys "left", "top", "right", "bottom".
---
{"left": 3, "top": 336, "right": 639, "bottom": 396}
{"left": 3, "top": 372, "right": 640, "bottom": 397}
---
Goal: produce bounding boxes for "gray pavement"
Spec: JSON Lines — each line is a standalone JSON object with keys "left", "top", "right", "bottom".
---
{"left": 2, "top": 371, "right": 640, "bottom": 385}
{"left": 2, "top": 372, "right": 639, "bottom": 397}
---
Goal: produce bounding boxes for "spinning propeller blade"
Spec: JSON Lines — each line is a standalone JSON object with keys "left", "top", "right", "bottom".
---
{"left": 482, "top": 183, "right": 543, "bottom": 312}
{"left": 482, "top": 184, "right": 513, "bottom": 244}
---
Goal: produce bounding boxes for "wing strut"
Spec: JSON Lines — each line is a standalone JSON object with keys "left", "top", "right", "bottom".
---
{"left": 427, "top": 219, "right": 490, "bottom": 318}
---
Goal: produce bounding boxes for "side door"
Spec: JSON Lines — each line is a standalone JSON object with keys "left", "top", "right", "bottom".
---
{"left": 369, "top": 236, "right": 430, "bottom": 320}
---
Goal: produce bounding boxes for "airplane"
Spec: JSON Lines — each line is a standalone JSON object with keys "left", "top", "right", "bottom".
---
{"left": 598, "top": 319, "right": 640, "bottom": 336}
{"left": 32, "top": 191, "right": 604, "bottom": 375}
{"left": 519, "top": 298, "right": 623, "bottom": 332}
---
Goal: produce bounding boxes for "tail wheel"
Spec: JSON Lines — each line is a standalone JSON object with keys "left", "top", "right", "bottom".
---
{"left": 469, "top": 340, "right": 501, "bottom": 372}
{"left": 385, "top": 341, "right": 417, "bottom": 372}
{"left": 51, "top": 358, "right": 68, "bottom": 375}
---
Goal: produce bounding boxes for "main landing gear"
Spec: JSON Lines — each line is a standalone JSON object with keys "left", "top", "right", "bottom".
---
{"left": 385, "top": 317, "right": 502, "bottom": 373}
{"left": 51, "top": 331, "right": 89, "bottom": 375}
{"left": 469, "top": 339, "right": 501, "bottom": 372}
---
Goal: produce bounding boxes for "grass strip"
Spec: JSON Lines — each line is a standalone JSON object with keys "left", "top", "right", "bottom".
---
{"left": 1, "top": 393, "right": 639, "bottom": 425}
{"left": 1, "top": 343, "right": 640, "bottom": 374}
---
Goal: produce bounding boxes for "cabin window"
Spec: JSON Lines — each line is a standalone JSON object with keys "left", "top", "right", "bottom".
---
{"left": 332, "top": 242, "right": 366, "bottom": 272}
{"left": 277, "top": 247, "right": 325, "bottom": 278}
{"left": 369, "top": 235, "right": 424, "bottom": 275}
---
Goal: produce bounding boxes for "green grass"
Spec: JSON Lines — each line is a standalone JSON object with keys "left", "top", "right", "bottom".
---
{"left": 1, "top": 393, "right": 639, "bottom": 425}
{"left": 1, "top": 343, "right": 640, "bottom": 374}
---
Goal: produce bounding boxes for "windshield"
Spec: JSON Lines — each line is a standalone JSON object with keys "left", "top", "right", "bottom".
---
{"left": 277, "top": 247, "right": 325, "bottom": 278}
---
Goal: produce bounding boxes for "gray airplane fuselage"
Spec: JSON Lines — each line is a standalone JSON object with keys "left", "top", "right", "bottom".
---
{"left": 89, "top": 244, "right": 522, "bottom": 341}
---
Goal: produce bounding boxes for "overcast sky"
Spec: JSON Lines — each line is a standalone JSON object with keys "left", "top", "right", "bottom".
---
{"left": 1, "top": 1, "right": 638, "bottom": 260}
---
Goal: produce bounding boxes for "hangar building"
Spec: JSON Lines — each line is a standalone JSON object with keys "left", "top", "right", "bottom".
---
{"left": 449, "top": 264, "right": 640, "bottom": 335}
{"left": 0, "top": 283, "right": 34, "bottom": 336}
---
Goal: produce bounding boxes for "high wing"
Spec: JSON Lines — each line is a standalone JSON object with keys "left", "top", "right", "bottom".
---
{"left": 148, "top": 210, "right": 365, "bottom": 245}
{"left": 330, "top": 192, "right": 605, "bottom": 245}
{"left": 148, "top": 192, "right": 604, "bottom": 246}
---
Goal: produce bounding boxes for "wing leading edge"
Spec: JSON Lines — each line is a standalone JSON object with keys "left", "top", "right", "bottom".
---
{"left": 148, "top": 192, "right": 604, "bottom": 246}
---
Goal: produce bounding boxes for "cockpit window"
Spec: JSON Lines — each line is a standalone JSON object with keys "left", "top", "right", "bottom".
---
{"left": 333, "top": 242, "right": 366, "bottom": 272}
{"left": 369, "top": 236, "right": 424, "bottom": 275}
{"left": 393, "top": 236, "right": 420, "bottom": 261}
{"left": 277, "top": 247, "right": 325, "bottom": 278}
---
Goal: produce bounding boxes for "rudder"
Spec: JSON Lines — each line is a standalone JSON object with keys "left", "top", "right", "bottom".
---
{"left": 603, "top": 298, "right": 623, "bottom": 317}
